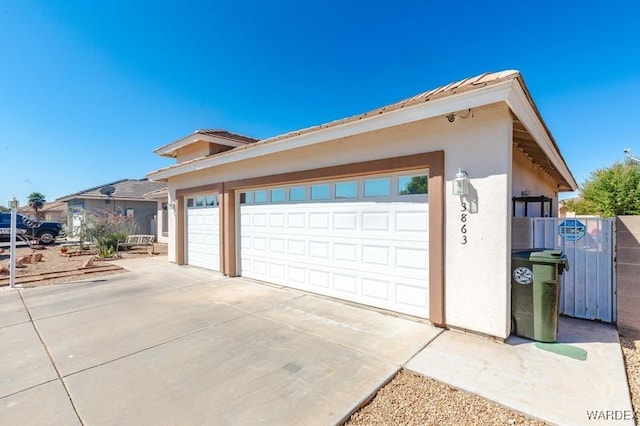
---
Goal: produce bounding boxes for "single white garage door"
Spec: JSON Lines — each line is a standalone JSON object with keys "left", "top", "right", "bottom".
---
{"left": 186, "top": 194, "right": 220, "bottom": 271}
{"left": 239, "top": 171, "right": 429, "bottom": 318}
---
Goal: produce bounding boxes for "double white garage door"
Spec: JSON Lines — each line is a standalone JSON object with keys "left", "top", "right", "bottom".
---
{"left": 185, "top": 172, "right": 429, "bottom": 318}
{"left": 239, "top": 172, "right": 430, "bottom": 318}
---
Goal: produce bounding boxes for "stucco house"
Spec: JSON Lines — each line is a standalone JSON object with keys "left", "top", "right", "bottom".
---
{"left": 57, "top": 179, "right": 167, "bottom": 237}
{"left": 147, "top": 70, "right": 577, "bottom": 339}
{"left": 18, "top": 201, "right": 67, "bottom": 222}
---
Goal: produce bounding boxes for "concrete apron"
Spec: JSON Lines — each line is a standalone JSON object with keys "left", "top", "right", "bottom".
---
{"left": 406, "top": 317, "right": 634, "bottom": 426}
{"left": 0, "top": 259, "right": 441, "bottom": 425}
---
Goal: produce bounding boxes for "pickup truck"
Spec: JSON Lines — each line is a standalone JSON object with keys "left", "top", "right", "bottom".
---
{"left": 0, "top": 212, "right": 65, "bottom": 245}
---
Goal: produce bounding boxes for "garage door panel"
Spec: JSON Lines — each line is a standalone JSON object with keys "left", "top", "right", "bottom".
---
{"left": 396, "top": 212, "right": 428, "bottom": 232}
{"left": 239, "top": 173, "right": 429, "bottom": 318}
{"left": 186, "top": 203, "right": 219, "bottom": 271}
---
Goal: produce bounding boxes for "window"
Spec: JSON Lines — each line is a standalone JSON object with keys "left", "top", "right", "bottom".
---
{"left": 254, "top": 190, "right": 268, "bottom": 203}
{"left": 195, "top": 196, "right": 205, "bottom": 207}
{"left": 161, "top": 202, "right": 168, "bottom": 235}
{"left": 206, "top": 195, "right": 216, "bottom": 206}
{"left": 126, "top": 208, "right": 135, "bottom": 217}
{"left": 398, "top": 175, "right": 428, "bottom": 195}
{"left": 335, "top": 181, "right": 357, "bottom": 199}
{"left": 271, "top": 188, "right": 286, "bottom": 203}
{"left": 239, "top": 191, "right": 252, "bottom": 205}
{"left": 187, "top": 198, "right": 194, "bottom": 208}
{"left": 311, "top": 184, "right": 330, "bottom": 200}
{"left": 289, "top": 186, "right": 306, "bottom": 202}
{"left": 364, "top": 178, "right": 390, "bottom": 197}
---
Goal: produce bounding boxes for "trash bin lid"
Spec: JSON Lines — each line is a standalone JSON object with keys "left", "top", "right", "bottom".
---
{"left": 512, "top": 249, "right": 538, "bottom": 260}
{"left": 529, "top": 249, "right": 566, "bottom": 264}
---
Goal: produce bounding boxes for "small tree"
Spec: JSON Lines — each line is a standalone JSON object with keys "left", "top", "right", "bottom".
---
{"left": 27, "top": 192, "right": 46, "bottom": 220}
{"left": 0, "top": 205, "right": 9, "bottom": 212}
{"left": 578, "top": 162, "right": 640, "bottom": 217}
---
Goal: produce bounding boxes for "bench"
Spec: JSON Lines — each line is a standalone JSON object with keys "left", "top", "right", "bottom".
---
{"left": 116, "top": 235, "right": 156, "bottom": 255}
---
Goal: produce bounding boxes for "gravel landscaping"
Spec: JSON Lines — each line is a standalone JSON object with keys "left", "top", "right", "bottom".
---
{"left": 0, "top": 242, "right": 167, "bottom": 287}
{"left": 620, "top": 330, "right": 640, "bottom": 423}
{"left": 345, "top": 370, "right": 546, "bottom": 426}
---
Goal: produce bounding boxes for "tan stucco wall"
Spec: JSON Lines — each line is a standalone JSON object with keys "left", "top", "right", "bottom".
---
{"left": 176, "top": 141, "right": 214, "bottom": 163}
{"left": 511, "top": 148, "right": 559, "bottom": 217}
{"left": 164, "top": 103, "right": 528, "bottom": 338}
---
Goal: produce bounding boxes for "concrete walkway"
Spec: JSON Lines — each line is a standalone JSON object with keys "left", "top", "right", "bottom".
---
{"left": 0, "top": 257, "right": 634, "bottom": 425}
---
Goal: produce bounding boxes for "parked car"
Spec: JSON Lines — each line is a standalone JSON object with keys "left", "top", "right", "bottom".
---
{"left": 0, "top": 212, "right": 65, "bottom": 245}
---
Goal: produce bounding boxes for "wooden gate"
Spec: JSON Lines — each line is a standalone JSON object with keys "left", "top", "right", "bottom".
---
{"left": 531, "top": 217, "right": 616, "bottom": 322}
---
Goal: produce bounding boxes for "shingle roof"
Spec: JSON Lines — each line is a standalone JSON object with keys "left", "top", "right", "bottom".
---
{"left": 56, "top": 179, "right": 167, "bottom": 202}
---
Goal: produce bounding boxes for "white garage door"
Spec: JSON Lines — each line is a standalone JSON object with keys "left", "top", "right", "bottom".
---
{"left": 186, "top": 194, "right": 220, "bottom": 271}
{"left": 239, "top": 171, "right": 429, "bottom": 318}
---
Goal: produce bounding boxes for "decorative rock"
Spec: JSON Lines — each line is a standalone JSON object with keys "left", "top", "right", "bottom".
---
{"left": 15, "top": 260, "right": 26, "bottom": 268}
{"left": 19, "top": 255, "right": 32, "bottom": 264}
{"left": 0, "top": 265, "right": 8, "bottom": 274}
{"left": 32, "top": 253, "right": 43, "bottom": 262}
{"left": 82, "top": 258, "right": 95, "bottom": 268}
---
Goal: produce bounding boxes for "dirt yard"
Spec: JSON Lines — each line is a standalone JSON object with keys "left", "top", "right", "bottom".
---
{"left": 0, "top": 242, "right": 167, "bottom": 287}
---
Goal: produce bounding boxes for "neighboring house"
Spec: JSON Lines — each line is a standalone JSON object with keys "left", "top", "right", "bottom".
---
{"left": 19, "top": 201, "right": 67, "bottom": 222}
{"left": 147, "top": 70, "right": 577, "bottom": 340}
{"left": 57, "top": 179, "right": 167, "bottom": 237}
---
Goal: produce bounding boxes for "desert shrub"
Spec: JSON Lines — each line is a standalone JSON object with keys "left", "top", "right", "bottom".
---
{"left": 85, "top": 209, "right": 138, "bottom": 252}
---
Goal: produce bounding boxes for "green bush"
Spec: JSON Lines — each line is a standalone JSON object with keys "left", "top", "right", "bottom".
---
{"left": 85, "top": 209, "right": 138, "bottom": 253}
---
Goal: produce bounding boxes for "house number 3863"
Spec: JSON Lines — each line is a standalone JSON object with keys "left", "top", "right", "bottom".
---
{"left": 460, "top": 202, "right": 468, "bottom": 245}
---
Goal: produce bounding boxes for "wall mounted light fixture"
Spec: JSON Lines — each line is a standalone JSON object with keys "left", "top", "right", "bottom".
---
{"left": 453, "top": 169, "right": 470, "bottom": 196}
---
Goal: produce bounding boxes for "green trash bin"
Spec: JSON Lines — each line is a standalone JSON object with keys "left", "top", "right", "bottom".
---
{"left": 511, "top": 249, "right": 568, "bottom": 342}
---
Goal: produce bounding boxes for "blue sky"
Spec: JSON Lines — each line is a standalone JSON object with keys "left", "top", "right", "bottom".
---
{"left": 1, "top": 0, "right": 639, "bottom": 207}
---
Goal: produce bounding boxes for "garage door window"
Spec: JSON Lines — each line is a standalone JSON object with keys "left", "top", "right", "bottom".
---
{"left": 364, "top": 178, "right": 390, "bottom": 197}
{"left": 239, "top": 171, "right": 428, "bottom": 205}
{"left": 254, "top": 190, "right": 268, "bottom": 203}
{"left": 271, "top": 188, "right": 286, "bottom": 203}
{"left": 187, "top": 194, "right": 219, "bottom": 208}
{"left": 398, "top": 175, "right": 429, "bottom": 195}
{"left": 335, "top": 181, "right": 357, "bottom": 199}
{"left": 289, "top": 186, "right": 306, "bottom": 202}
{"left": 311, "top": 184, "right": 330, "bottom": 200}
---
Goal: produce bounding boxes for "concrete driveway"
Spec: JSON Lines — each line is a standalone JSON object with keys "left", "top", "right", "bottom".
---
{"left": 0, "top": 257, "right": 441, "bottom": 425}
{"left": 0, "top": 257, "right": 633, "bottom": 425}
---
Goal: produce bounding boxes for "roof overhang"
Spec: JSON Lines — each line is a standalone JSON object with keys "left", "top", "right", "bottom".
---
{"left": 148, "top": 75, "right": 577, "bottom": 191}
{"left": 154, "top": 133, "right": 253, "bottom": 158}
{"left": 143, "top": 188, "right": 168, "bottom": 200}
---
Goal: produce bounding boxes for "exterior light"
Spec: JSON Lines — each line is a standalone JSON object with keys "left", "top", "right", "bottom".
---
{"left": 453, "top": 169, "right": 469, "bottom": 196}
{"left": 9, "top": 196, "right": 18, "bottom": 209}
